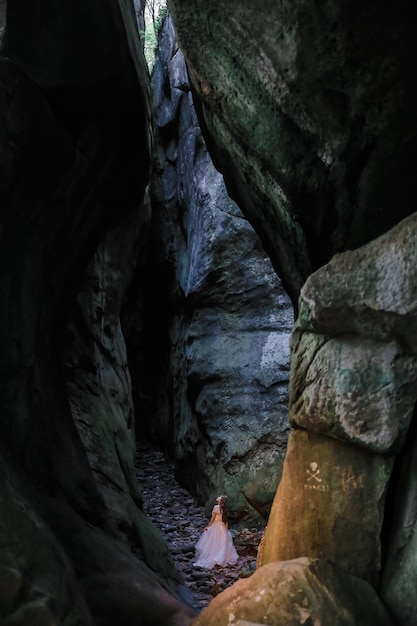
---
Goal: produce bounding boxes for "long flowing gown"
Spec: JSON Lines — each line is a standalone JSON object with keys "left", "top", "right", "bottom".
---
{"left": 194, "top": 504, "right": 239, "bottom": 568}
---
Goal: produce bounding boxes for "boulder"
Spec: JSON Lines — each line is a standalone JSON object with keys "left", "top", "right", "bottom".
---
{"left": 298, "top": 211, "right": 417, "bottom": 346}
{"left": 291, "top": 212, "right": 417, "bottom": 456}
{"left": 290, "top": 331, "right": 417, "bottom": 454}
{"left": 192, "top": 558, "right": 394, "bottom": 626}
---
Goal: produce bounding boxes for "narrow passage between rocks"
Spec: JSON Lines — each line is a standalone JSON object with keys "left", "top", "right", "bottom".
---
{"left": 135, "top": 444, "right": 264, "bottom": 613}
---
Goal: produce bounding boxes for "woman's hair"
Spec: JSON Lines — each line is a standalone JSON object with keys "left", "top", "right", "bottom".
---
{"left": 219, "top": 495, "right": 228, "bottom": 525}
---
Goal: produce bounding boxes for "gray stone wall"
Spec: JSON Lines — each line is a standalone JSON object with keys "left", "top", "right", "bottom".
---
{"left": 148, "top": 16, "right": 293, "bottom": 525}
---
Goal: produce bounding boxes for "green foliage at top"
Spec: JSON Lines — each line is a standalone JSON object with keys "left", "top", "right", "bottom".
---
{"left": 139, "top": 0, "right": 168, "bottom": 71}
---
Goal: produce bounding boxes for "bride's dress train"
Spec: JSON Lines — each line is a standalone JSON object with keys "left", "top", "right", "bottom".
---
{"left": 194, "top": 505, "right": 239, "bottom": 568}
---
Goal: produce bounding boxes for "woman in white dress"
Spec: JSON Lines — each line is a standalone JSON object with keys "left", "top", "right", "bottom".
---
{"left": 194, "top": 495, "right": 239, "bottom": 568}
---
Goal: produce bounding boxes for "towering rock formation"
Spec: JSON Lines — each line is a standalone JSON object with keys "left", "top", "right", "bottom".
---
{"left": 169, "top": 0, "right": 417, "bottom": 308}
{"left": 0, "top": 2, "right": 194, "bottom": 625}
{"left": 137, "top": 15, "right": 294, "bottom": 525}
{"left": 1, "top": 0, "right": 417, "bottom": 624}
{"left": 168, "top": 0, "right": 417, "bottom": 623}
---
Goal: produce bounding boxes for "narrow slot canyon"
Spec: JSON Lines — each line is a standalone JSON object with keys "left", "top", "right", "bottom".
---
{"left": 1, "top": 1, "right": 417, "bottom": 625}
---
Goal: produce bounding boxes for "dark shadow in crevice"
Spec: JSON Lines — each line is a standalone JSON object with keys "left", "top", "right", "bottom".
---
{"left": 380, "top": 401, "right": 417, "bottom": 581}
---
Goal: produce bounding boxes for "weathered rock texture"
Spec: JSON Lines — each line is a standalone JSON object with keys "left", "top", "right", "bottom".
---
{"left": 258, "top": 430, "right": 392, "bottom": 586}
{"left": 381, "top": 409, "right": 417, "bottom": 626}
{"left": 2, "top": 0, "right": 417, "bottom": 624}
{"left": 63, "top": 206, "right": 191, "bottom": 585}
{"left": 168, "top": 2, "right": 417, "bottom": 623}
{"left": 193, "top": 558, "right": 394, "bottom": 626}
{"left": 0, "top": 2, "right": 194, "bottom": 625}
{"left": 143, "top": 16, "right": 293, "bottom": 525}
{"left": 258, "top": 213, "right": 417, "bottom": 620}
{"left": 291, "top": 212, "right": 417, "bottom": 454}
{"left": 169, "top": 0, "right": 417, "bottom": 307}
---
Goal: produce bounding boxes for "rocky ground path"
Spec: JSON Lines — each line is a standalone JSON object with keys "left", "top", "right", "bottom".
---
{"left": 135, "top": 443, "right": 265, "bottom": 613}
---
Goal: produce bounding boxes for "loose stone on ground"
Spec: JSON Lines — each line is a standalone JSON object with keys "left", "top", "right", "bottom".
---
{"left": 135, "top": 444, "right": 264, "bottom": 612}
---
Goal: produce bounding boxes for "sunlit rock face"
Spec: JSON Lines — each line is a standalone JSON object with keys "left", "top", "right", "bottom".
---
{"left": 0, "top": 2, "right": 194, "bottom": 625}
{"left": 146, "top": 16, "right": 294, "bottom": 525}
{"left": 258, "top": 430, "right": 392, "bottom": 586}
{"left": 169, "top": 0, "right": 417, "bottom": 307}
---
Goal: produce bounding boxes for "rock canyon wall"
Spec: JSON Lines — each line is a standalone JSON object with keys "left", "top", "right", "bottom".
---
{"left": 169, "top": 0, "right": 417, "bottom": 624}
{"left": 0, "top": 2, "right": 194, "bottom": 625}
{"left": 1, "top": 0, "right": 417, "bottom": 625}
{"left": 169, "top": 0, "right": 417, "bottom": 307}
{"left": 144, "top": 15, "right": 293, "bottom": 525}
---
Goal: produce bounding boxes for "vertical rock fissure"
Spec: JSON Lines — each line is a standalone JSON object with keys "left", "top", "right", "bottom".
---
{"left": 131, "top": 13, "right": 294, "bottom": 528}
